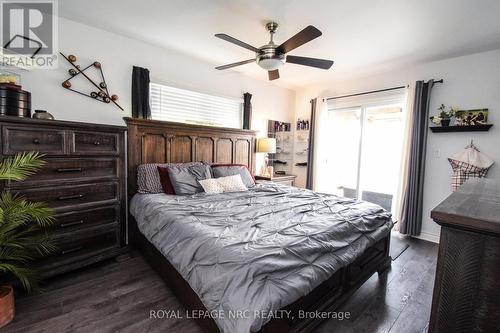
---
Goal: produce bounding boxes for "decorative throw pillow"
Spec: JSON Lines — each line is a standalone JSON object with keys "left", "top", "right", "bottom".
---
{"left": 216, "top": 175, "right": 248, "bottom": 193}
{"left": 137, "top": 162, "right": 203, "bottom": 194}
{"left": 211, "top": 164, "right": 255, "bottom": 188}
{"left": 157, "top": 166, "right": 176, "bottom": 194}
{"left": 166, "top": 163, "right": 212, "bottom": 195}
{"left": 198, "top": 178, "right": 225, "bottom": 194}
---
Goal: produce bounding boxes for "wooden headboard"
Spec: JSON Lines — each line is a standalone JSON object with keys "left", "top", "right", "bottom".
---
{"left": 124, "top": 117, "right": 257, "bottom": 196}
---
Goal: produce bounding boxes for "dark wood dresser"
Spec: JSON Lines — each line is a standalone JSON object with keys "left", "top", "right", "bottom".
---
{"left": 429, "top": 179, "right": 500, "bottom": 333}
{"left": 0, "top": 116, "right": 127, "bottom": 278}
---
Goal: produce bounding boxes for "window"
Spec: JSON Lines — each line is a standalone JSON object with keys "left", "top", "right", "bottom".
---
{"left": 321, "top": 89, "right": 407, "bottom": 214}
{"left": 149, "top": 83, "right": 243, "bottom": 128}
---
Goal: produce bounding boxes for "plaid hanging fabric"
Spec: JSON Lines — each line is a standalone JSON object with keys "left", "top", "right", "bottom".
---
{"left": 448, "top": 142, "right": 493, "bottom": 191}
{"left": 448, "top": 158, "right": 490, "bottom": 191}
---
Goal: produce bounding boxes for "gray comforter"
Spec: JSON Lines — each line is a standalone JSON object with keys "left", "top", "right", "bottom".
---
{"left": 130, "top": 183, "right": 393, "bottom": 333}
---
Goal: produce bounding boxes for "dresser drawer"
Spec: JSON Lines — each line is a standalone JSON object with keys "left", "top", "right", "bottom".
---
{"left": 7, "top": 158, "right": 119, "bottom": 187}
{"left": 38, "top": 227, "right": 120, "bottom": 274}
{"left": 71, "top": 131, "right": 119, "bottom": 155}
{"left": 51, "top": 205, "right": 119, "bottom": 234}
{"left": 2, "top": 126, "right": 66, "bottom": 155}
{"left": 13, "top": 182, "right": 119, "bottom": 211}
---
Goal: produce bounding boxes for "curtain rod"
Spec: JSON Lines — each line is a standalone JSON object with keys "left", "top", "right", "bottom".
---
{"left": 325, "top": 79, "right": 443, "bottom": 101}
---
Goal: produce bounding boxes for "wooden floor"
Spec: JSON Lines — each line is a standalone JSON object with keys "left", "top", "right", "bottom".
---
{"left": 4, "top": 236, "right": 437, "bottom": 333}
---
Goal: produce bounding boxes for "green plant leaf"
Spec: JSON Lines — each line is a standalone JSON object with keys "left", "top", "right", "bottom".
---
{"left": 0, "top": 152, "right": 55, "bottom": 293}
{"left": 0, "top": 151, "right": 45, "bottom": 182}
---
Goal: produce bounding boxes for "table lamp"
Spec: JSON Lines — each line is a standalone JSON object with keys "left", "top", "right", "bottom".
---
{"left": 256, "top": 137, "right": 276, "bottom": 176}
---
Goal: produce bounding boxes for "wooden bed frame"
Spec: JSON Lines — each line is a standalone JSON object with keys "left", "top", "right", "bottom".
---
{"left": 124, "top": 117, "right": 392, "bottom": 333}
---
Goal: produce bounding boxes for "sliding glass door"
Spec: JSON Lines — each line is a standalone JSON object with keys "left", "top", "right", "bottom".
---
{"left": 323, "top": 107, "right": 362, "bottom": 199}
{"left": 324, "top": 101, "right": 404, "bottom": 214}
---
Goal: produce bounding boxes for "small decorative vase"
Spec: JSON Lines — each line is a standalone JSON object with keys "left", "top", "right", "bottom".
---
{"left": 440, "top": 119, "right": 451, "bottom": 127}
{"left": 0, "top": 285, "right": 15, "bottom": 328}
{"left": 32, "top": 110, "right": 54, "bottom": 120}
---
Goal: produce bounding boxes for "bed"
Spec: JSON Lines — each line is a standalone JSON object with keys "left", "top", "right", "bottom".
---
{"left": 125, "top": 117, "right": 393, "bottom": 333}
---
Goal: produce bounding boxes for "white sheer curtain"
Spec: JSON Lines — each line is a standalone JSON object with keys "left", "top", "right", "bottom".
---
{"left": 311, "top": 98, "right": 329, "bottom": 192}
{"left": 393, "top": 84, "right": 415, "bottom": 229}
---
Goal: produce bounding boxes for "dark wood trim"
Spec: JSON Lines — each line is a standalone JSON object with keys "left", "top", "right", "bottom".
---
{"left": 0, "top": 115, "right": 127, "bottom": 131}
{"left": 125, "top": 117, "right": 256, "bottom": 199}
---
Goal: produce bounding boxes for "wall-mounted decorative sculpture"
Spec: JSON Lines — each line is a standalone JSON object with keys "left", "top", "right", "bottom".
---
{"left": 60, "top": 52, "right": 123, "bottom": 111}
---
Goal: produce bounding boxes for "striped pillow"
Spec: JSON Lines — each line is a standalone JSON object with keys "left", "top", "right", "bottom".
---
{"left": 137, "top": 162, "right": 203, "bottom": 194}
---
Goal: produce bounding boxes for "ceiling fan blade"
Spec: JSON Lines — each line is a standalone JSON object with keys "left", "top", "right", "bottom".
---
{"left": 286, "top": 55, "right": 334, "bottom": 69}
{"left": 215, "top": 59, "right": 255, "bottom": 70}
{"left": 215, "top": 33, "right": 260, "bottom": 53}
{"left": 268, "top": 69, "right": 279, "bottom": 81}
{"left": 277, "top": 25, "right": 322, "bottom": 54}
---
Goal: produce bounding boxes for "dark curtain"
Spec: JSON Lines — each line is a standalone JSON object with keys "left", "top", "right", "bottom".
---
{"left": 243, "top": 92, "right": 252, "bottom": 129}
{"left": 399, "top": 80, "right": 435, "bottom": 236}
{"left": 131, "top": 66, "right": 151, "bottom": 119}
{"left": 306, "top": 98, "right": 317, "bottom": 190}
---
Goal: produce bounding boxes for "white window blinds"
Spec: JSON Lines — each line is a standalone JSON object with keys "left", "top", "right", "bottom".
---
{"left": 149, "top": 83, "right": 243, "bottom": 128}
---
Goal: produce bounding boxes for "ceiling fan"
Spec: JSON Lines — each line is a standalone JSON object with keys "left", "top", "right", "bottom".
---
{"left": 215, "top": 22, "right": 334, "bottom": 81}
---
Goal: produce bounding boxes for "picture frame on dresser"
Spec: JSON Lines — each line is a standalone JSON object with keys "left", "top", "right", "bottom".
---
{"left": 0, "top": 115, "right": 127, "bottom": 278}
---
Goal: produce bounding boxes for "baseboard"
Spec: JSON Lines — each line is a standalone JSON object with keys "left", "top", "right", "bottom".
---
{"left": 413, "top": 231, "right": 440, "bottom": 243}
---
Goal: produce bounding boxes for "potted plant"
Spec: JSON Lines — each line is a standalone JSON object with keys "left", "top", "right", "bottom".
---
{"left": 0, "top": 152, "right": 55, "bottom": 328}
{"left": 431, "top": 104, "right": 458, "bottom": 127}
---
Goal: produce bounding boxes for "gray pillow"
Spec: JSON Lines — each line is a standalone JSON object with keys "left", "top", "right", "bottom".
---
{"left": 211, "top": 164, "right": 255, "bottom": 188}
{"left": 137, "top": 162, "right": 203, "bottom": 194}
{"left": 167, "top": 163, "right": 212, "bottom": 195}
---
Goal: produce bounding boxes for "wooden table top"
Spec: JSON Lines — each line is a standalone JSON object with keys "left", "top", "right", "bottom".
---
{"left": 431, "top": 179, "right": 500, "bottom": 235}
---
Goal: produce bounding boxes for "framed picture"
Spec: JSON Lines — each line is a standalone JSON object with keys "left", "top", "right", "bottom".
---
{"left": 455, "top": 109, "right": 488, "bottom": 126}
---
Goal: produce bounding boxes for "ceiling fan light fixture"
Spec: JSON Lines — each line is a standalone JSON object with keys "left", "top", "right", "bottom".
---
{"left": 257, "top": 57, "right": 285, "bottom": 71}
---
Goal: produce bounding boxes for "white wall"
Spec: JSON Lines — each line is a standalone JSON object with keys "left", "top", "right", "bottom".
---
{"left": 14, "top": 17, "right": 295, "bottom": 169}
{"left": 295, "top": 49, "right": 500, "bottom": 242}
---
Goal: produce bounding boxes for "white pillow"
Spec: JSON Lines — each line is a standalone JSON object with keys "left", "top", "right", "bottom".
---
{"left": 217, "top": 175, "right": 248, "bottom": 193}
{"left": 199, "top": 178, "right": 225, "bottom": 194}
{"left": 199, "top": 175, "right": 248, "bottom": 194}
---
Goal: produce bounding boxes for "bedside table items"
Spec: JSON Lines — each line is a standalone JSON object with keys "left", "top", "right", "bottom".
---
{"left": 32, "top": 109, "right": 55, "bottom": 120}
{"left": 255, "top": 174, "right": 297, "bottom": 186}
{"left": 60, "top": 52, "right": 124, "bottom": 111}
{"left": 0, "top": 83, "right": 31, "bottom": 117}
{"left": 256, "top": 137, "right": 276, "bottom": 176}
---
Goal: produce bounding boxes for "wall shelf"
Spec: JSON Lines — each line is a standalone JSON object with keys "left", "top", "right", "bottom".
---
{"left": 430, "top": 124, "right": 493, "bottom": 133}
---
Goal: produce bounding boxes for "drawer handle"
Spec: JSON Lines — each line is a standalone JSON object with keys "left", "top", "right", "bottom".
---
{"left": 61, "top": 246, "right": 83, "bottom": 255}
{"left": 56, "top": 168, "right": 83, "bottom": 173}
{"left": 33, "top": 138, "right": 40, "bottom": 144}
{"left": 59, "top": 220, "right": 84, "bottom": 228}
{"left": 93, "top": 141, "right": 101, "bottom": 146}
{"left": 57, "top": 194, "right": 84, "bottom": 200}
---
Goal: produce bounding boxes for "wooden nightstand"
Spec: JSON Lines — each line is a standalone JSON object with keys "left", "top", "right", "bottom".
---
{"left": 255, "top": 174, "right": 297, "bottom": 186}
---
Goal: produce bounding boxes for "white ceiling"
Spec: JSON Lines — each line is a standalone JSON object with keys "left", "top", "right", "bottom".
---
{"left": 59, "top": 0, "right": 500, "bottom": 89}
